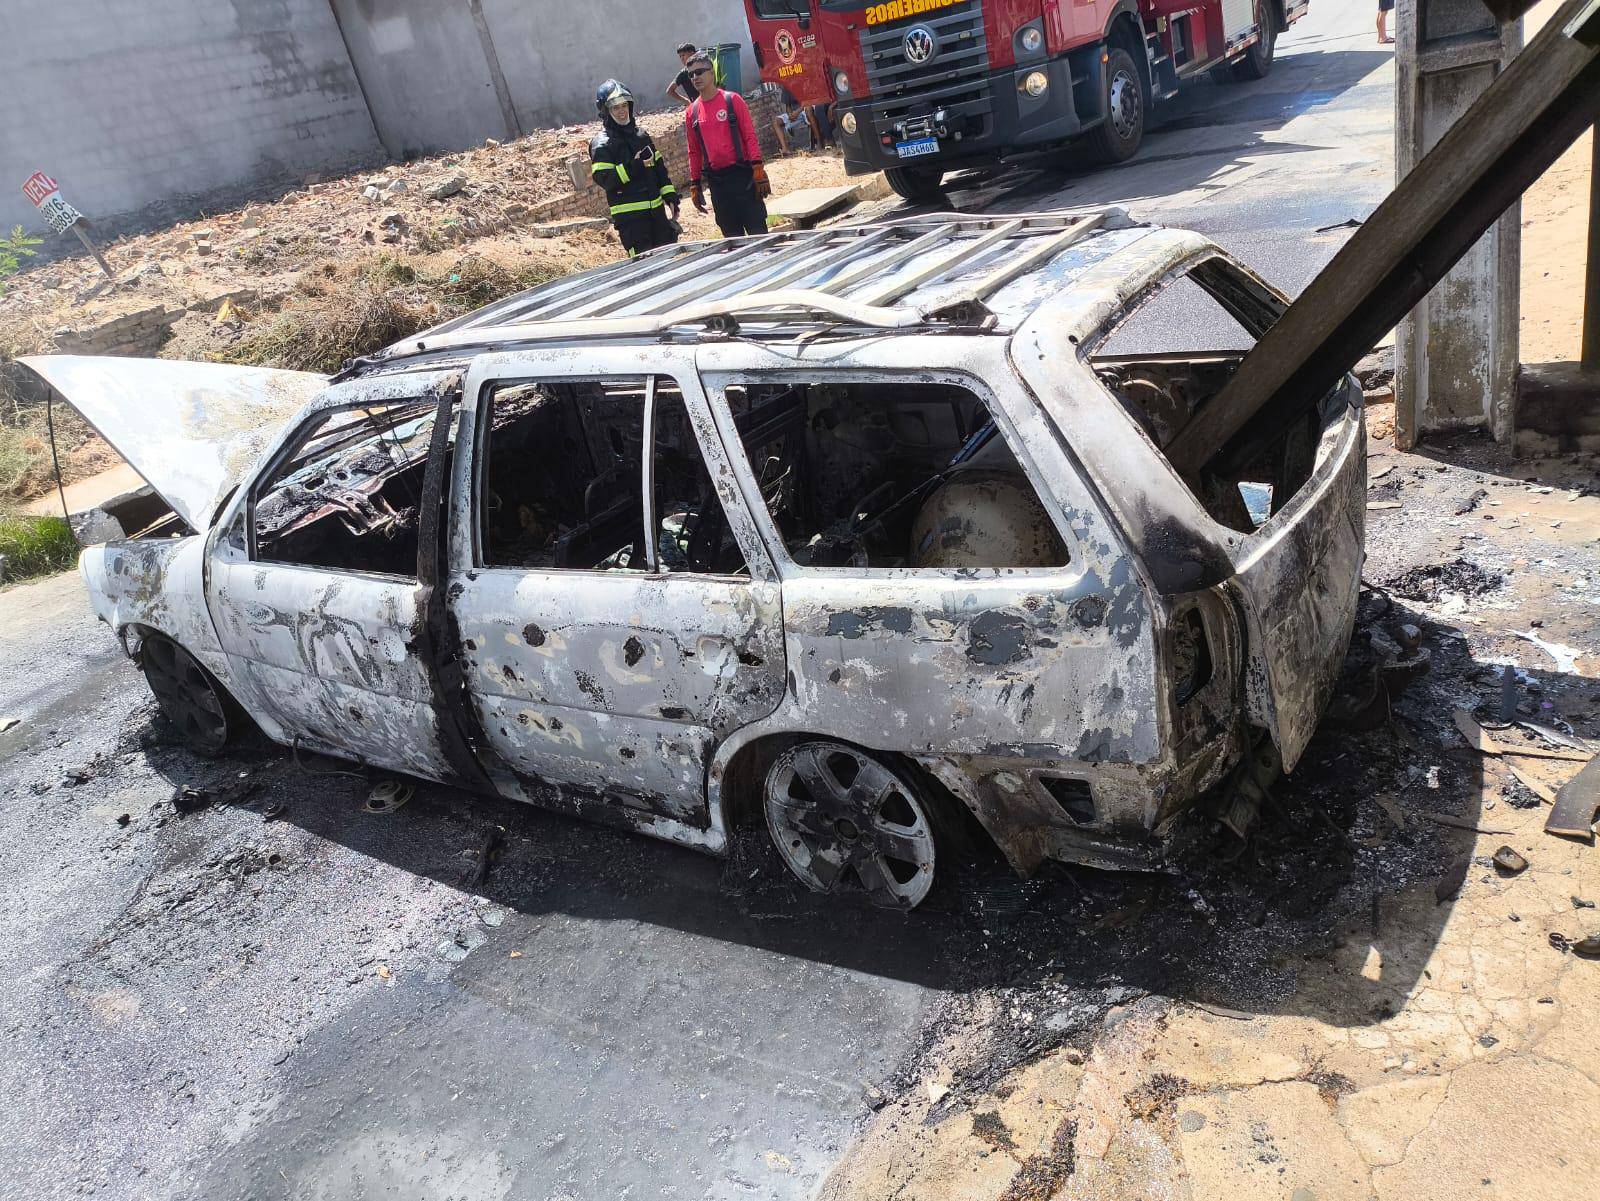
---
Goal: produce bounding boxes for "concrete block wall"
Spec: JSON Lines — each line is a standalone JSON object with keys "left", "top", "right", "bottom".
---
{"left": 0, "top": 0, "right": 382, "bottom": 232}
{"left": 331, "top": 0, "right": 760, "bottom": 159}
{"left": 481, "top": 0, "right": 759, "bottom": 134}
{"left": 0, "top": 1, "right": 773, "bottom": 235}
{"left": 51, "top": 306, "right": 186, "bottom": 357}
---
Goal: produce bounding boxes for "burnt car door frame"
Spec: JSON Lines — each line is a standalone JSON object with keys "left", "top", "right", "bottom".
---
{"left": 442, "top": 346, "right": 787, "bottom": 851}
{"left": 691, "top": 336, "right": 1179, "bottom": 866}
{"left": 205, "top": 370, "right": 467, "bottom": 781}
{"left": 1037, "top": 247, "right": 1366, "bottom": 772}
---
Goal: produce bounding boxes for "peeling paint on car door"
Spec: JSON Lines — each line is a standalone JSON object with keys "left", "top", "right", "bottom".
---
{"left": 206, "top": 373, "right": 463, "bottom": 781}
{"left": 444, "top": 348, "right": 786, "bottom": 835}
{"left": 697, "top": 339, "right": 1164, "bottom": 778}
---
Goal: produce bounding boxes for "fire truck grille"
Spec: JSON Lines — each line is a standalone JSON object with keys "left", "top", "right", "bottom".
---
{"left": 860, "top": 1, "right": 988, "bottom": 100}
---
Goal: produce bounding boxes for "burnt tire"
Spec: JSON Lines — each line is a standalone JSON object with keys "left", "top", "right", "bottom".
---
{"left": 762, "top": 741, "right": 961, "bottom": 910}
{"left": 1085, "top": 47, "right": 1146, "bottom": 164}
{"left": 884, "top": 165, "right": 945, "bottom": 204}
{"left": 1231, "top": 5, "right": 1277, "bottom": 81}
{"left": 139, "top": 634, "right": 237, "bottom": 754}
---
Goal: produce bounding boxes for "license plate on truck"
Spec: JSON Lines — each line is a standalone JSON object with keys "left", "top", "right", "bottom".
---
{"left": 895, "top": 137, "right": 939, "bottom": 159}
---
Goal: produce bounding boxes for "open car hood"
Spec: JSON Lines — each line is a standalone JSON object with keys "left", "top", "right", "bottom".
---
{"left": 19, "top": 356, "right": 327, "bottom": 531}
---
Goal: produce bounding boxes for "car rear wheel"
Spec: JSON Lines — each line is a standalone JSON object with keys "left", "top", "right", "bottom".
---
{"left": 139, "top": 634, "right": 235, "bottom": 753}
{"left": 1231, "top": 4, "right": 1277, "bottom": 81}
{"left": 884, "top": 165, "right": 945, "bottom": 204}
{"left": 763, "top": 741, "right": 947, "bottom": 910}
{"left": 1085, "top": 46, "right": 1146, "bottom": 163}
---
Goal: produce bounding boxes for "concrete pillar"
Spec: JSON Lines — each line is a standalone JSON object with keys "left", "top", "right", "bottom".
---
{"left": 1394, "top": 0, "right": 1523, "bottom": 448}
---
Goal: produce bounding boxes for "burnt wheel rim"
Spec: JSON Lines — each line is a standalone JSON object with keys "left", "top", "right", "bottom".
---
{"left": 765, "top": 743, "right": 936, "bottom": 909}
{"left": 141, "top": 637, "right": 229, "bottom": 752}
{"left": 1108, "top": 68, "right": 1140, "bottom": 142}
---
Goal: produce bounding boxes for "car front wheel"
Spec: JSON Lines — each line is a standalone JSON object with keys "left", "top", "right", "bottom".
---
{"left": 139, "top": 633, "right": 237, "bottom": 754}
{"left": 763, "top": 741, "right": 948, "bottom": 910}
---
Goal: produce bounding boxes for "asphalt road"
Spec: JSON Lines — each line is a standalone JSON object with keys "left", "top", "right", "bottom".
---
{"left": 0, "top": 8, "right": 1396, "bottom": 1200}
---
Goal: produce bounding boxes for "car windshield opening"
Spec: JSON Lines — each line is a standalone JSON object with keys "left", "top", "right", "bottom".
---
{"left": 252, "top": 399, "right": 440, "bottom": 576}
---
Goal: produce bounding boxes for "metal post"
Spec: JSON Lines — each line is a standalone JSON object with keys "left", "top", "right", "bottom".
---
{"left": 71, "top": 222, "right": 114, "bottom": 280}
{"left": 1584, "top": 124, "right": 1600, "bottom": 369}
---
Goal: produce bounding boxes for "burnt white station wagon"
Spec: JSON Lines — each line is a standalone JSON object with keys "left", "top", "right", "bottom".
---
{"left": 26, "top": 209, "right": 1365, "bottom": 909}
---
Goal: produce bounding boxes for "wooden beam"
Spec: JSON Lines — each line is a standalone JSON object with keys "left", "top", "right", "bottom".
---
{"left": 1166, "top": 0, "right": 1600, "bottom": 476}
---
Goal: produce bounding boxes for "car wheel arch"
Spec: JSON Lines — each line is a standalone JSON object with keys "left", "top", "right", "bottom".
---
{"left": 709, "top": 723, "right": 1000, "bottom": 861}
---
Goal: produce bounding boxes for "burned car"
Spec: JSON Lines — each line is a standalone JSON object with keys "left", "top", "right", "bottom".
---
{"left": 25, "top": 208, "right": 1364, "bottom": 909}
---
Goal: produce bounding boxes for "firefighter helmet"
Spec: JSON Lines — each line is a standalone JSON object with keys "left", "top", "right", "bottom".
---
{"left": 595, "top": 79, "right": 635, "bottom": 118}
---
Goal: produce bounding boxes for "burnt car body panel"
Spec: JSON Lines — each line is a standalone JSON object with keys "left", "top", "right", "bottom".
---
{"left": 32, "top": 210, "right": 1365, "bottom": 879}
{"left": 202, "top": 370, "right": 465, "bottom": 781}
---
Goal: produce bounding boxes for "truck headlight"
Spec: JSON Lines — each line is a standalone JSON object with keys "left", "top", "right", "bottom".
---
{"left": 833, "top": 69, "right": 851, "bottom": 97}
{"left": 840, "top": 111, "right": 857, "bottom": 136}
{"left": 1020, "top": 27, "right": 1044, "bottom": 53}
{"left": 1022, "top": 70, "right": 1048, "bottom": 97}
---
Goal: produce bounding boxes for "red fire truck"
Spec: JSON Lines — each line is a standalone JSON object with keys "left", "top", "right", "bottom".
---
{"left": 742, "top": 1, "right": 1308, "bottom": 200}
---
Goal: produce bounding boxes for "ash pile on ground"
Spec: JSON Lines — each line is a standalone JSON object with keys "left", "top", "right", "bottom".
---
{"left": 1387, "top": 559, "right": 1503, "bottom": 605}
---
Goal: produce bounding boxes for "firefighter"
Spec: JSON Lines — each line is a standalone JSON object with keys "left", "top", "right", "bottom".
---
{"left": 589, "top": 80, "right": 680, "bottom": 258}
{"left": 683, "top": 51, "right": 771, "bottom": 239}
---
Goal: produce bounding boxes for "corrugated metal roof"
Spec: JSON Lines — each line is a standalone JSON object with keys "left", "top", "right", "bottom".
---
{"left": 365, "top": 207, "right": 1152, "bottom": 368}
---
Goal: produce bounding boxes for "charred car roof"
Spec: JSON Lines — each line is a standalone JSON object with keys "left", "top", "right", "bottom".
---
{"left": 339, "top": 208, "right": 1250, "bottom": 377}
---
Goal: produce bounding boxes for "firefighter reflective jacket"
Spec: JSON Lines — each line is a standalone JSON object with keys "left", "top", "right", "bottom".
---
{"left": 589, "top": 119, "right": 677, "bottom": 222}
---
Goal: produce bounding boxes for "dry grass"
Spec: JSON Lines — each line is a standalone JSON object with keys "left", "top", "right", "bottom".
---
{"left": 217, "top": 250, "right": 567, "bottom": 374}
{"left": 0, "top": 365, "right": 105, "bottom": 506}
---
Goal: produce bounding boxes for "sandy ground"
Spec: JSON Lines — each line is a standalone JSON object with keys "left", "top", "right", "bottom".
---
{"left": 0, "top": 141, "right": 852, "bottom": 355}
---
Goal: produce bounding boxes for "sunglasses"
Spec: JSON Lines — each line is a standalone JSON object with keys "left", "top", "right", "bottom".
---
{"left": 688, "top": 67, "right": 713, "bottom": 78}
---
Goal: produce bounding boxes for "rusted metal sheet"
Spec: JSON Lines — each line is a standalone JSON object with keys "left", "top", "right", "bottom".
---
{"left": 1546, "top": 756, "right": 1600, "bottom": 842}
{"left": 19, "top": 356, "right": 327, "bottom": 530}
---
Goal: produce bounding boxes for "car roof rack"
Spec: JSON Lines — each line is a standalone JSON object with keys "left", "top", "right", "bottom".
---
{"left": 371, "top": 208, "right": 1130, "bottom": 363}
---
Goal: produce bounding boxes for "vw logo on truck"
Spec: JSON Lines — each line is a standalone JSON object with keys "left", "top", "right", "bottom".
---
{"left": 903, "top": 26, "right": 936, "bottom": 65}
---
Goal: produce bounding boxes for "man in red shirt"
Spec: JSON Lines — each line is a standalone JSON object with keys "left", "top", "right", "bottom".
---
{"left": 684, "top": 51, "right": 772, "bottom": 238}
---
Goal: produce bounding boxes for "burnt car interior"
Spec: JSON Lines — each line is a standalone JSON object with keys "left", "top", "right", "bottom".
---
{"left": 252, "top": 399, "right": 439, "bottom": 577}
{"left": 1092, "top": 258, "right": 1342, "bottom": 535}
{"left": 478, "top": 378, "right": 747, "bottom": 576}
{"left": 723, "top": 380, "right": 1069, "bottom": 570}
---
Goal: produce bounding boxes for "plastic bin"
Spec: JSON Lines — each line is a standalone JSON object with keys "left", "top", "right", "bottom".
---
{"left": 714, "top": 43, "right": 744, "bottom": 94}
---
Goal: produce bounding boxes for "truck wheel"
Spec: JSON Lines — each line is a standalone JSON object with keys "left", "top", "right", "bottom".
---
{"left": 1086, "top": 47, "right": 1146, "bottom": 164}
{"left": 884, "top": 165, "right": 945, "bottom": 203}
{"left": 1231, "top": 4, "right": 1277, "bottom": 81}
